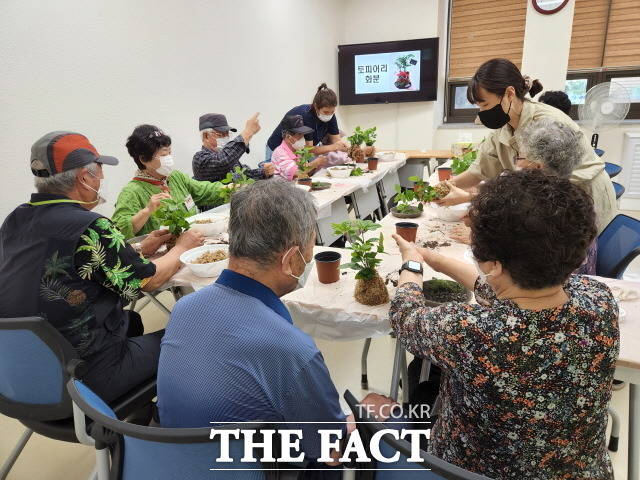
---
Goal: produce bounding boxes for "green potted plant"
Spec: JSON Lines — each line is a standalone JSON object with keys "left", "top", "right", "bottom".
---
{"left": 153, "top": 197, "right": 191, "bottom": 249}
{"left": 407, "top": 176, "right": 449, "bottom": 203}
{"left": 391, "top": 185, "right": 423, "bottom": 218}
{"left": 362, "top": 126, "right": 377, "bottom": 158}
{"left": 219, "top": 166, "right": 256, "bottom": 204}
{"left": 347, "top": 127, "right": 366, "bottom": 164}
{"left": 332, "top": 220, "right": 389, "bottom": 306}
{"left": 394, "top": 54, "right": 416, "bottom": 89}
{"left": 422, "top": 277, "right": 472, "bottom": 306}
{"left": 295, "top": 146, "right": 315, "bottom": 186}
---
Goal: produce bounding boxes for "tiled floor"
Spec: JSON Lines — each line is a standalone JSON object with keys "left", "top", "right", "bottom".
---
{"left": 2, "top": 243, "right": 640, "bottom": 479}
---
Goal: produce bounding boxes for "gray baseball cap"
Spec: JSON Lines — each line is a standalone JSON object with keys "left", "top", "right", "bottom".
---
{"left": 199, "top": 113, "right": 237, "bottom": 133}
{"left": 30, "top": 131, "right": 118, "bottom": 177}
{"left": 281, "top": 115, "right": 313, "bottom": 135}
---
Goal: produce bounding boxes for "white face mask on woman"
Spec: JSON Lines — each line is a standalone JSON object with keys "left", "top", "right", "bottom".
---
{"left": 155, "top": 155, "right": 174, "bottom": 177}
{"left": 292, "top": 137, "right": 306, "bottom": 151}
{"left": 317, "top": 113, "right": 333, "bottom": 123}
{"left": 472, "top": 257, "right": 493, "bottom": 284}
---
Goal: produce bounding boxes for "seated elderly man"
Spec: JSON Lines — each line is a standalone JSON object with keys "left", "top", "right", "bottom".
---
{"left": 192, "top": 112, "right": 275, "bottom": 183}
{"left": 391, "top": 169, "right": 618, "bottom": 479}
{"left": 0, "top": 131, "right": 203, "bottom": 401}
{"left": 158, "top": 179, "right": 390, "bottom": 467}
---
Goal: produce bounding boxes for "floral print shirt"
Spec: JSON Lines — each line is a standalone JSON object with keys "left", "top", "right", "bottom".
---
{"left": 389, "top": 275, "right": 619, "bottom": 479}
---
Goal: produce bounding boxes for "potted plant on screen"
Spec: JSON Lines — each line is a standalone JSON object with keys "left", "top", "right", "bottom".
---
{"left": 295, "top": 146, "right": 315, "bottom": 186}
{"left": 394, "top": 54, "right": 416, "bottom": 89}
{"left": 332, "top": 220, "right": 389, "bottom": 306}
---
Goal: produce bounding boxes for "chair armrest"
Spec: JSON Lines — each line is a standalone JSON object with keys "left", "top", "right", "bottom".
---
{"left": 111, "top": 378, "right": 157, "bottom": 420}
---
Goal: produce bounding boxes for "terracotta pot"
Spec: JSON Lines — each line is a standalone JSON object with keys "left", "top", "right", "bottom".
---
{"left": 354, "top": 273, "right": 389, "bottom": 306}
{"left": 395, "top": 222, "right": 419, "bottom": 243}
{"left": 438, "top": 167, "right": 452, "bottom": 181}
{"left": 315, "top": 251, "right": 341, "bottom": 284}
{"left": 367, "top": 157, "right": 379, "bottom": 171}
{"left": 298, "top": 178, "right": 312, "bottom": 186}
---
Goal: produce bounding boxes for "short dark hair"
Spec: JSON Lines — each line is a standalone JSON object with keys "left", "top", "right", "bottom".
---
{"left": 312, "top": 83, "right": 338, "bottom": 110}
{"left": 469, "top": 169, "right": 596, "bottom": 289}
{"left": 467, "top": 58, "right": 543, "bottom": 104}
{"left": 539, "top": 90, "right": 572, "bottom": 115}
{"left": 125, "top": 124, "right": 172, "bottom": 170}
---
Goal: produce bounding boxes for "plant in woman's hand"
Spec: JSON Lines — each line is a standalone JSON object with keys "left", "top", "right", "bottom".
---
{"left": 332, "top": 220, "right": 389, "bottom": 305}
{"left": 152, "top": 197, "right": 191, "bottom": 237}
{"left": 295, "top": 146, "right": 315, "bottom": 179}
{"left": 219, "top": 166, "right": 255, "bottom": 203}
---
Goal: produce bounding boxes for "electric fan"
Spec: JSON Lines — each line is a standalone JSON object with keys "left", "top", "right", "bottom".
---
{"left": 578, "top": 81, "right": 631, "bottom": 149}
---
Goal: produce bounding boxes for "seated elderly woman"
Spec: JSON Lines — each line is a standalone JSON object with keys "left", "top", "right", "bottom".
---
{"left": 113, "top": 124, "right": 226, "bottom": 239}
{"left": 270, "top": 115, "right": 327, "bottom": 181}
{"left": 390, "top": 169, "right": 618, "bottom": 479}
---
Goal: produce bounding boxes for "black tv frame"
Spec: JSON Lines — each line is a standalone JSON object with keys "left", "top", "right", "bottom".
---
{"left": 338, "top": 37, "right": 439, "bottom": 106}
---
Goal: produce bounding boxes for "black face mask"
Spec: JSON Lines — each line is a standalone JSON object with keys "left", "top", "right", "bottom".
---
{"left": 478, "top": 96, "right": 512, "bottom": 129}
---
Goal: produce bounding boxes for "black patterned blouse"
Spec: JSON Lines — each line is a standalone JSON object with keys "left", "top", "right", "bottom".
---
{"left": 389, "top": 275, "right": 619, "bottom": 479}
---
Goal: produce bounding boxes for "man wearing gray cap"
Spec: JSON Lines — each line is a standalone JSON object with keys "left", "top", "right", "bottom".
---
{"left": 0, "top": 131, "right": 202, "bottom": 401}
{"left": 193, "top": 112, "right": 274, "bottom": 183}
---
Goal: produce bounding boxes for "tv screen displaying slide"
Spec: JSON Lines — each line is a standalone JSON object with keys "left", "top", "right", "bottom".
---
{"left": 354, "top": 50, "right": 421, "bottom": 94}
{"left": 338, "top": 38, "right": 438, "bottom": 105}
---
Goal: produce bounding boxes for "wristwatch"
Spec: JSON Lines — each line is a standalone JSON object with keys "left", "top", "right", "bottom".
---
{"left": 399, "top": 260, "right": 423, "bottom": 276}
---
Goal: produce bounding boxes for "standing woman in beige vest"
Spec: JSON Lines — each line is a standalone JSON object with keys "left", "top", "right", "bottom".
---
{"left": 439, "top": 58, "right": 617, "bottom": 235}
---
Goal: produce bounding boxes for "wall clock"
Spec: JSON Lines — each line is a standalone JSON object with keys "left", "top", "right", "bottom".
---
{"left": 532, "top": 0, "right": 570, "bottom": 15}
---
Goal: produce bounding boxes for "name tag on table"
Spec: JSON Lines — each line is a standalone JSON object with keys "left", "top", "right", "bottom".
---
{"left": 184, "top": 194, "right": 195, "bottom": 211}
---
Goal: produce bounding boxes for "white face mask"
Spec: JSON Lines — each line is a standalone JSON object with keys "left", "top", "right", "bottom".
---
{"left": 81, "top": 171, "right": 107, "bottom": 206}
{"left": 284, "top": 247, "right": 314, "bottom": 291}
{"left": 472, "top": 257, "right": 493, "bottom": 283}
{"left": 317, "top": 113, "right": 333, "bottom": 123}
{"left": 292, "top": 137, "right": 306, "bottom": 151}
{"left": 216, "top": 136, "right": 230, "bottom": 149}
{"left": 155, "top": 155, "right": 174, "bottom": 177}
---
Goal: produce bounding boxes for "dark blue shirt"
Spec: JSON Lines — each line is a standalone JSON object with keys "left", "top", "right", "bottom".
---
{"left": 157, "top": 269, "right": 346, "bottom": 459}
{"left": 267, "top": 104, "right": 339, "bottom": 151}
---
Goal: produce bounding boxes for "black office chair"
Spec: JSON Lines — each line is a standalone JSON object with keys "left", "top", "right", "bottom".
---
{"left": 0, "top": 317, "right": 156, "bottom": 480}
{"left": 343, "top": 390, "right": 493, "bottom": 479}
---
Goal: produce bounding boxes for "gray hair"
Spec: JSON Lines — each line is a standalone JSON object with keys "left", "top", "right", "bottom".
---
{"left": 34, "top": 162, "right": 98, "bottom": 194}
{"left": 229, "top": 179, "right": 317, "bottom": 265}
{"left": 200, "top": 128, "right": 214, "bottom": 142}
{"left": 516, "top": 119, "right": 584, "bottom": 178}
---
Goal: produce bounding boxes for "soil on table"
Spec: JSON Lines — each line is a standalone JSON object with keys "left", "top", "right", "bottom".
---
{"left": 422, "top": 240, "right": 451, "bottom": 249}
{"left": 423, "top": 278, "right": 469, "bottom": 303}
{"left": 355, "top": 273, "right": 389, "bottom": 306}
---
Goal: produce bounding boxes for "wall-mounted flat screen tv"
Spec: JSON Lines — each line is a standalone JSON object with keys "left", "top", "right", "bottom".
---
{"left": 338, "top": 37, "right": 439, "bottom": 105}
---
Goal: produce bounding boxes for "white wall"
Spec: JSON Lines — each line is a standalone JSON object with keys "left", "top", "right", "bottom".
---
{"left": 0, "top": 0, "right": 343, "bottom": 220}
{"left": 339, "top": 0, "right": 441, "bottom": 150}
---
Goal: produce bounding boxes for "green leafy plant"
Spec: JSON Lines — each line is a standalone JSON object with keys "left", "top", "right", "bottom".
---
{"left": 347, "top": 126, "right": 366, "bottom": 147}
{"left": 393, "top": 185, "right": 423, "bottom": 213}
{"left": 153, "top": 197, "right": 191, "bottom": 236}
{"left": 362, "top": 127, "right": 377, "bottom": 147}
{"left": 394, "top": 53, "right": 416, "bottom": 72}
{"left": 406, "top": 176, "right": 447, "bottom": 202}
{"left": 219, "top": 166, "right": 256, "bottom": 203}
{"left": 451, "top": 139, "right": 484, "bottom": 175}
{"left": 332, "top": 220, "right": 385, "bottom": 280}
{"left": 350, "top": 167, "right": 365, "bottom": 177}
{"left": 295, "top": 146, "right": 315, "bottom": 179}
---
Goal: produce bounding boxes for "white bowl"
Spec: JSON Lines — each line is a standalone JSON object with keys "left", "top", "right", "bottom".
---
{"left": 296, "top": 184, "right": 312, "bottom": 192}
{"left": 377, "top": 151, "right": 396, "bottom": 162}
{"left": 327, "top": 166, "right": 353, "bottom": 178}
{"left": 180, "top": 245, "right": 229, "bottom": 278}
{"left": 188, "top": 216, "right": 228, "bottom": 236}
{"left": 434, "top": 203, "right": 470, "bottom": 222}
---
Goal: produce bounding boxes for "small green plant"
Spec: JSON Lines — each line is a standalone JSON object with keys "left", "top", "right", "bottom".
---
{"left": 332, "top": 220, "right": 385, "bottom": 280}
{"left": 153, "top": 197, "right": 191, "bottom": 236}
{"left": 394, "top": 53, "right": 416, "bottom": 72}
{"left": 451, "top": 139, "right": 483, "bottom": 175}
{"left": 347, "top": 126, "right": 366, "bottom": 147}
{"left": 350, "top": 167, "right": 365, "bottom": 177}
{"left": 362, "top": 127, "right": 377, "bottom": 147}
{"left": 393, "top": 185, "right": 423, "bottom": 213}
{"left": 219, "top": 166, "right": 255, "bottom": 203}
{"left": 295, "top": 146, "right": 315, "bottom": 178}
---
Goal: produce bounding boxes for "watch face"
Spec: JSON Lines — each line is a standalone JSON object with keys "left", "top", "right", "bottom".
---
{"left": 408, "top": 260, "right": 421, "bottom": 270}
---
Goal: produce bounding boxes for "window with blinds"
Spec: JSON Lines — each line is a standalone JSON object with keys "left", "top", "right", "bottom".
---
{"left": 566, "top": 0, "right": 640, "bottom": 120}
{"left": 446, "top": 0, "right": 528, "bottom": 122}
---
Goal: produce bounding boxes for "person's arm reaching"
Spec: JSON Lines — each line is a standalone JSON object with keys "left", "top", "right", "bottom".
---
{"left": 143, "top": 230, "right": 204, "bottom": 291}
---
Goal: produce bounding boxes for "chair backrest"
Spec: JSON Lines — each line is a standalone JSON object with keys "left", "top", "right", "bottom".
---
{"left": 343, "top": 390, "right": 493, "bottom": 480}
{"left": 0, "top": 316, "right": 78, "bottom": 421}
{"left": 68, "top": 379, "right": 267, "bottom": 480}
{"left": 612, "top": 182, "right": 625, "bottom": 200}
{"left": 597, "top": 214, "right": 640, "bottom": 279}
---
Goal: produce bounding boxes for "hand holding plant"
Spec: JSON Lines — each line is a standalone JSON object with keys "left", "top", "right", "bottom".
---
{"left": 219, "top": 166, "right": 256, "bottom": 203}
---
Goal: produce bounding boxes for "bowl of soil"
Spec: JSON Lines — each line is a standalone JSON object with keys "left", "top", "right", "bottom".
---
{"left": 180, "top": 245, "right": 230, "bottom": 278}
{"left": 188, "top": 216, "right": 227, "bottom": 236}
{"left": 422, "top": 277, "right": 472, "bottom": 306}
